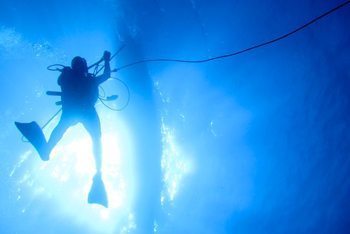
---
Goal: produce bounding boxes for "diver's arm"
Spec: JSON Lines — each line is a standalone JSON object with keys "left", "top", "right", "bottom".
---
{"left": 96, "top": 51, "right": 111, "bottom": 84}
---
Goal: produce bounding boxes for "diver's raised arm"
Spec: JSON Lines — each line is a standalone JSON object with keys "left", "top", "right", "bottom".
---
{"left": 95, "top": 51, "right": 111, "bottom": 84}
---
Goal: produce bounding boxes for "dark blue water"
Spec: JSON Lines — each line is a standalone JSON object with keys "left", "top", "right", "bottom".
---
{"left": 1, "top": 0, "right": 350, "bottom": 233}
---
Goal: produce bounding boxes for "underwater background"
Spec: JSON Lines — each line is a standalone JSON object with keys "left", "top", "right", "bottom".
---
{"left": 1, "top": 0, "right": 350, "bottom": 233}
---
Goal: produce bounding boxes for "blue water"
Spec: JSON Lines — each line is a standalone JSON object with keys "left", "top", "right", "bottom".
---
{"left": 1, "top": 0, "right": 350, "bottom": 233}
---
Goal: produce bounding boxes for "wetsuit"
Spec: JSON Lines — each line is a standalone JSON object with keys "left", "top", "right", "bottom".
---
{"left": 47, "top": 60, "right": 110, "bottom": 174}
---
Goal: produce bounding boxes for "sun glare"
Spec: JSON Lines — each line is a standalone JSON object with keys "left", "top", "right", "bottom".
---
{"left": 12, "top": 112, "right": 136, "bottom": 233}
{"left": 12, "top": 106, "right": 193, "bottom": 233}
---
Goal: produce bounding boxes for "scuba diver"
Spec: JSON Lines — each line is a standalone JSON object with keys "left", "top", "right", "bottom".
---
{"left": 15, "top": 51, "right": 112, "bottom": 207}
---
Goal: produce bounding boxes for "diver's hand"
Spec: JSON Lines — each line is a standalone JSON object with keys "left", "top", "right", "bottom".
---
{"left": 103, "top": 51, "right": 111, "bottom": 62}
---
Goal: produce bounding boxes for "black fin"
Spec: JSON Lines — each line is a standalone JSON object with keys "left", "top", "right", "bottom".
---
{"left": 88, "top": 173, "right": 108, "bottom": 208}
{"left": 15, "top": 121, "right": 48, "bottom": 161}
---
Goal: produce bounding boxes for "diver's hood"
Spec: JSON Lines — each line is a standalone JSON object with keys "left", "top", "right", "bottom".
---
{"left": 71, "top": 56, "right": 88, "bottom": 74}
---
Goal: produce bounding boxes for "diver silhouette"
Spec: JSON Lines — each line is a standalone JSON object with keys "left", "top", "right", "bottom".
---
{"left": 15, "top": 51, "right": 111, "bottom": 207}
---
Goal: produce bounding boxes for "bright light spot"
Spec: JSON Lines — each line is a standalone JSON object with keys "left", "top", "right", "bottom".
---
{"left": 155, "top": 74, "right": 195, "bottom": 205}
{"left": 12, "top": 96, "right": 194, "bottom": 232}
{"left": 12, "top": 111, "right": 136, "bottom": 233}
{"left": 160, "top": 119, "right": 193, "bottom": 202}
{"left": 120, "top": 213, "right": 136, "bottom": 233}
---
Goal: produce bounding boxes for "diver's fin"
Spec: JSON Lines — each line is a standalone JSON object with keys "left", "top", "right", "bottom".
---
{"left": 15, "top": 121, "right": 49, "bottom": 161}
{"left": 88, "top": 173, "right": 108, "bottom": 208}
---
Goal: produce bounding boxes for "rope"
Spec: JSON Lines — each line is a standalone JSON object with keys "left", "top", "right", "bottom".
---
{"left": 37, "top": 0, "right": 349, "bottom": 134}
{"left": 115, "top": 0, "right": 350, "bottom": 71}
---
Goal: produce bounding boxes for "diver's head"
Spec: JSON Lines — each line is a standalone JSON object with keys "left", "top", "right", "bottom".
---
{"left": 71, "top": 56, "right": 88, "bottom": 75}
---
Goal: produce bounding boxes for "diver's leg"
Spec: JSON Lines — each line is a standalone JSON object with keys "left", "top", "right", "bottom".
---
{"left": 81, "top": 110, "right": 102, "bottom": 174}
{"left": 83, "top": 109, "right": 108, "bottom": 207}
{"left": 46, "top": 115, "right": 72, "bottom": 158}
